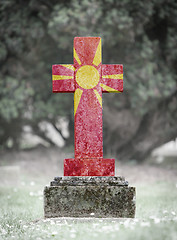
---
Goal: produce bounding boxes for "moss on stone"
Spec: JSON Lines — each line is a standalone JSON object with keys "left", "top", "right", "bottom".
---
{"left": 44, "top": 177, "right": 136, "bottom": 218}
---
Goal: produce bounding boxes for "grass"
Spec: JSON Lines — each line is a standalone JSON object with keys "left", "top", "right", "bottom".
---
{"left": 0, "top": 179, "right": 177, "bottom": 240}
{"left": 0, "top": 147, "right": 177, "bottom": 239}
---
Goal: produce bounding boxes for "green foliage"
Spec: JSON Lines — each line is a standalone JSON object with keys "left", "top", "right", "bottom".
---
{"left": 0, "top": 77, "right": 34, "bottom": 121}
{"left": 0, "top": 0, "right": 176, "bottom": 149}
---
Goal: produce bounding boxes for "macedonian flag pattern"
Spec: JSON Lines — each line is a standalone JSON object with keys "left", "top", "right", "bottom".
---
{"left": 52, "top": 37, "right": 123, "bottom": 160}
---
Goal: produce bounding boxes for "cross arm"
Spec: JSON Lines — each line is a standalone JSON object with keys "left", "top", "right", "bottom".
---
{"left": 101, "top": 64, "right": 123, "bottom": 93}
{"left": 52, "top": 64, "right": 75, "bottom": 93}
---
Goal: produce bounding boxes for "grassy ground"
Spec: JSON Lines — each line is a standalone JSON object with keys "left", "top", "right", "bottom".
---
{"left": 0, "top": 148, "right": 177, "bottom": 239}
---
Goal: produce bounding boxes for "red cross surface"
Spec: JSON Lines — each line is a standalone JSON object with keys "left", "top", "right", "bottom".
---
{"left": 52, "top": 37, "right": 123, "bottom": 176}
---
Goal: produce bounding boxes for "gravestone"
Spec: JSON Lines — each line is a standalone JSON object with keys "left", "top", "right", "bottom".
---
{"left": 44, "top": 37, "right": 136, "bottom": 218}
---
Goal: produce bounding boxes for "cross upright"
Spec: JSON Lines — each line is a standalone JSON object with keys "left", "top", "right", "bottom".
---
{"left": 52, "top": 37, "right": 123, "bottom": 176}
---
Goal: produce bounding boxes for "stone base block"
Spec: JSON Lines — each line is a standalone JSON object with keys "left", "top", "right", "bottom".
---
{"left": 44, "top": 177, "right": 136, "bottom": 218}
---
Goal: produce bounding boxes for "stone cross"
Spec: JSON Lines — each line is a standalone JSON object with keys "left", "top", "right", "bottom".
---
{"left": 52, "top": 37, "right": 123, "bottom": 176}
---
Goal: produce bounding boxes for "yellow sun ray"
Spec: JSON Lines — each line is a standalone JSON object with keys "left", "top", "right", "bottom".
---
{"left": 52, "top": 75, "right": 73, "bottom": 80}
{"left": 62, "top": 65, "right": 75, "bottom": 71}
{"left": 94, "top": 89, "right": 102, "bottom": 107}
{"left": 74, "top": 88, "right": 83, "bottom": 115}
{"left": 74, "top": 48, "right": 81, "bottom": 65}
{"left": 100, "top": 83, "right": 120, "bottom": 93}
{"left": 102, "top": 74, "right": 123, "bottom": 79}
{"left": 92, "top": 39, "right": 101, "bottom": 66}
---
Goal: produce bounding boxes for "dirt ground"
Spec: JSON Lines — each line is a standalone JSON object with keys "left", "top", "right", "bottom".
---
{"left": 0, "top": 146, "right": 177, "bottom": 186}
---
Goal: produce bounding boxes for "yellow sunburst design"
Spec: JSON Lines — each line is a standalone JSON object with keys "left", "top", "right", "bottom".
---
{"left": 102, "top": 74, "right": 123, "bottom": 79}
{"left": 52, "top": 75, "right": 74, "bottom": 80}
{"left": 74, "top": 42, "right": 123, "bottom": 114}
{"left": 74, "top": 39, "right": 103, "bottom": 114}
{"left": 76, "top": 65, "right": 100, "bottom": 89}
{"left": 92, "top": 39, "right": 101, "bottom": 66}
{"left": 74, "top": 48, "right": 81, "bottom": 65}
{"left": 100, "top": 83, "right": 120, "bottom": 93}
{"left": 94, "top": 89, "right": 102, "bottom": 107}
{"left": 62, "top": 65, "right": 75, "bottom": 71}
{"left": 74, "top": 88, "right": 83, "bottom": 116}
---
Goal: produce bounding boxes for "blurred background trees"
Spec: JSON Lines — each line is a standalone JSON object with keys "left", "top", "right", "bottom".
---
{"left": 0, "top": 0, "right": 176, "bottom": 161}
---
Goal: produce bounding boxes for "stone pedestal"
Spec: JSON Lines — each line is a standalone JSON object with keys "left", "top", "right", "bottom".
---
{"left": 44, "top": 176, "right": 136, "bottom": 218}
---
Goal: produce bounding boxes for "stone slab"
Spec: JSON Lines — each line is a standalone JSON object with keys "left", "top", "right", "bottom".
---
{"left": 44, "top": 176, "right": 136, "bottom": 218}
{"left": 51, "top": 176, "right": 128, "bottom": 186}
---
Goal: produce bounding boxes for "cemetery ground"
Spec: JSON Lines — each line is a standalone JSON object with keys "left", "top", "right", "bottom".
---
{"left": 0, "top": 147, "right": 177, "bottom": 240}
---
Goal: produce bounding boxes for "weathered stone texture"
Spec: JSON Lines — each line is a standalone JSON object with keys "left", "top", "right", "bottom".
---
{"left": 44, "top": 177, "right": 136, "bottom": 218}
